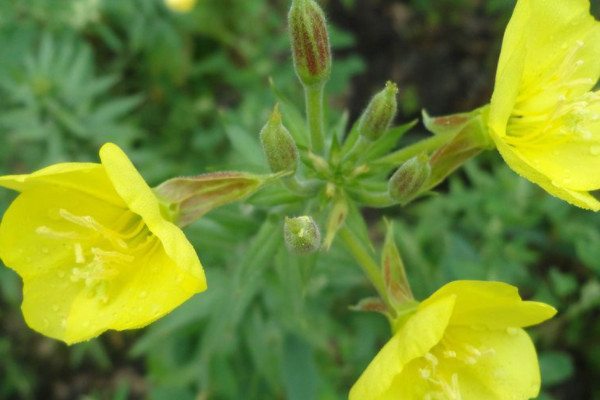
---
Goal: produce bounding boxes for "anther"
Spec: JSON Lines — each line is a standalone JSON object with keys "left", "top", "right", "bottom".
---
{"left": 425, "top": 352, "right": 439, "bottom": 366}
{"left": 74, "top": 243, "right": 85, "bottom": 264}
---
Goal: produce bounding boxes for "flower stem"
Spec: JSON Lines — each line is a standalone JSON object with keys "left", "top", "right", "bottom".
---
{"left": 305, "top": 83, "right": 326, "bottom": 154}
{"left": 339, "top": 226, "right": 390, "bottom": 307}
{"left": 283, "top": 176, "right": 321, "bottom": 197}
{"left": 349, "top": 190, "right": 397, "bottom": 208}
{"left": 374, "top": 130, "right": 458, "bottom": 166}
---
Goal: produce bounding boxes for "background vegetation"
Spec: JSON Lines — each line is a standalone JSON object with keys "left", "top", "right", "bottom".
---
{"left": 1, "top": 0, "right": 599, "bottom": 399}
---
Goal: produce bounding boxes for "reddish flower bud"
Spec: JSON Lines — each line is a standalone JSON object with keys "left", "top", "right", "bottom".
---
{"left": 154, "top": 171, "right": 284, "bottom": 227}
{"left": 288, "top": 0, "right": 332, "bottom": 87}
{"left": 388, "top": 154, "right": 430, "bottom": 205}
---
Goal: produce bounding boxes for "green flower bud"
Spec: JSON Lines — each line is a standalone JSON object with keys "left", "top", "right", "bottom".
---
{"left": 260, "top": 105, "right": 299, "bottom": 173}
{"left": 388, "top": 154, "right": 430, "bottom": 205}
{"left": 358, "top": 81, "right": 398, "bottom": 141}
{"left": 284, "top": 216, "right": 321, "bottom": 255}
{"left": 288, "top": 0, "right": 331, "bottom": 87}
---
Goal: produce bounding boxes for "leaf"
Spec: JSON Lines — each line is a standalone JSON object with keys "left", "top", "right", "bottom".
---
{"left": 539, "top": 351, "right": 574, "bottom": 386}
{"left": 366, "top": 120, "right": 418, "bottom": 161}
{"left": 269, "top": 77, "right": 309, "bottom": 149}
{"left": 282, "top": 335, "right": 319, "bottom": 400}
{"left": 200, "top": 218, "right": 283, "bottom": 359}
{"left": 221, "top": 112, "right": 266, "bottom": 168}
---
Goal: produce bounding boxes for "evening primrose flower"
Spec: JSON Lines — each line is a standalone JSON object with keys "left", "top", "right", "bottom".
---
{"left": 350, "top": 281, "right": 556, "bottom": 400}
{"left": 0, "top": 143, "right": 206, "bottom": 344}
{"left": 488, "top": 0, "right": 600, "bottom": 210}
{"left": 164, "top": 0, "right": 197, "bottom": 13}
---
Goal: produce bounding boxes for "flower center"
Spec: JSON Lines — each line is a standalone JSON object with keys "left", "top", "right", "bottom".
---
{"left": 36, "top": 208, "right": 157, "bottom": 304}
{"left": 417, "top": 332, "right": 496, "bottom": 400}
{"left": 506, "top": 40, "right": 600, "bottom": 149}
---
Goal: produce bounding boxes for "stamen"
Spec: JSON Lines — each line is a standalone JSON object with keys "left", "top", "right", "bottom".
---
{"left": 74, "top": 243, "right": 85, "bottom": 264}
{"left": 91, "top": 247, "right": 134, "bottom": 264}
{"left": 425, "top": 352, "right": 439, "bottom": 366}
{"left": 59, "top": 209, "right": 128, "bottom": 249}
{"left": 36, "top": 226, "right": 84, "bottom": 240}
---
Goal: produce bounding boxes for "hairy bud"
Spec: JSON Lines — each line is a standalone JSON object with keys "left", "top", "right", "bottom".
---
{"left": 260, "top": 105, "right": 299, "bottom": 173}
{"left": 358, "top": 81, "right": 398, "bottom": 141}
{"left": 388, "top": 154, "right": 430, "bottom": 205}
{"left": 284, "top": 216, "right": 321, "bottom": 255}
{"left": 288, "top": 0, "right": 331, "bottom": 87}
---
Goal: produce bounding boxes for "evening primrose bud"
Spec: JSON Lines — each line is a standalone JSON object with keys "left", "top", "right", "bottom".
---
{"left": 260, "top": 105, "right": 299, "bottom": 173}
{"left": 288, "top": 0, "right": 331, "bottom": 87}
{"left": 284, "top": 216, "right": 321, "bottom": 255}
{"left": 388, "top": 154, "right": 430, "bottom": 205}
{"left": 358, "top": 81, "right": 398, "bottom": 141}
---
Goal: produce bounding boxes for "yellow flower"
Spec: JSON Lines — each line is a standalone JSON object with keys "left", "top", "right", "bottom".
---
{"left": 488, "top": 0, "right": 600, "bottom": 210}
{"left": 164, "top": 0, "right": 197, "bottom": 13}
{"left": 0, "top": 143, "right": 206, "bottom": 344}
{"left": 349, "top": 281, "right": 556, "bottom": 400}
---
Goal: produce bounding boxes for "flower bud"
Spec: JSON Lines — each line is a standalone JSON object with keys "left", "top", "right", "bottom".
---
{"left": 358, "top": 81, "right": 398, "bottom": 141}
{"left": 164, "top": 0, "right": 197, "bottom": 13}
{"left": 323, "top": 196, "right": 348, "bottom": 250}
{"left": 388, "top": 154, "right": 430, "bottom": 205}
{"left": 424, "top": 108, "right": 493, "bottom": 191}
{"left": 284, "top": 216, "right": 321, "bottom": 255}
{"left": 381, "top": 221, "right": 413, "bottom": 308}
{"left": 288, "top": 0, "right": 331, "bottom": 87}
{"left": 155, "top": 171, "right": 286, "bottom": 227}
{"left": 260, "top": 105, "right": 299, "bottom": 173}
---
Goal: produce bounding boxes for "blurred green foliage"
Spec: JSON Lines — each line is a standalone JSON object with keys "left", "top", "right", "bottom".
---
{"left": 0, "top": 0, "right": 598, "bottom": 400}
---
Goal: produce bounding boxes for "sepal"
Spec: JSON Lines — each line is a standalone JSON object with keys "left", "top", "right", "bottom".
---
{"left": 424, "top": 106, "right": 493, "bottom": 190}
{"left": 154, "top": 171, "right": 288, "bottom": 227}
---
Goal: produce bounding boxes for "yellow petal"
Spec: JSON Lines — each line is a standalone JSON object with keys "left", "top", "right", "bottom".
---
{"left": 421, "top": 281, "right": 557, "bottom": 329}
{"left": 382, "top": 326, "right": 541, "bottom": 399}
{"left": 349, "top": 295, "right": 456, "bottom": 400}
{"left": 99, "top": 143, "right": 206, "bottom": 283}
{"left": 489, "top": 0, "right": 529, "bottom": 136}
{"left": 449, "top": 326, "right": 541, "bottom": 400}
{"left": 495, "top": 137, "right": 600, "bottom": 210}
{"left": 0, "top": 163, "right": 124, "bottom": 206}
{"left": 0, "top": 186, "right": 132, "bottom": 342}
{"left": 64, "top": 244, "right": 203, "bottom": 344}
{"left": 0, "top": 186, "right": 126, "bottom": 280}
{"left": 497, "top": 0, "right": 600, "bottom": 99}
{"left": 490, "top": 0, "right": 600, "bottom": 200}
{"left": 21, "top": 266, "right": 83, "bottom": 342}
{"left": 515, "top": 100, "right": 600, "bottom": 191}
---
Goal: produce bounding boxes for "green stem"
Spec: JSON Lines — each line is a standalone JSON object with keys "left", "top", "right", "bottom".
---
{"left": 283, "top": 175, "right": 321, "bottom": 197}
{"left": 305, "top": 83, "right": 325, "bottom": 154}
{"left": 350, "top": 190, "right": 397, "bottom": 208}
{"left": 339, "top": 226, "right": 390, "bottom": 308}
{"left": 342, "top": 135, "right": 370, "bottom": 166}
{"left": 375, "top": 130, "right": 458, "bottom": 166}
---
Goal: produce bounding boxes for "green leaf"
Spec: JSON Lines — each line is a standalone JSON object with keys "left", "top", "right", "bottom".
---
{"left": 366, "top": 120, "right": 418, "bottom": 161}
{"left": 282, "top": 335, "right": 319, "bottom": 400}
{"left": 539, "top": 351, "right": 574, "bottom": 386}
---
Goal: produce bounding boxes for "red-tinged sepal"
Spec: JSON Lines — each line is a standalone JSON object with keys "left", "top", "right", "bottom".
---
{"left": 349, "top": 297, "right": 391, "bottom": 318}
{"left": 323, "top": 194, "right": 349, "bottom": 250}
{"left": 154, "top": 171, "right": 288, "bottom": 227}
{"left": 382, "top": 220, "right": 414, "bottom": 308}
{"left": 424, "top": 106, "right": 493, "bottom": 190}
